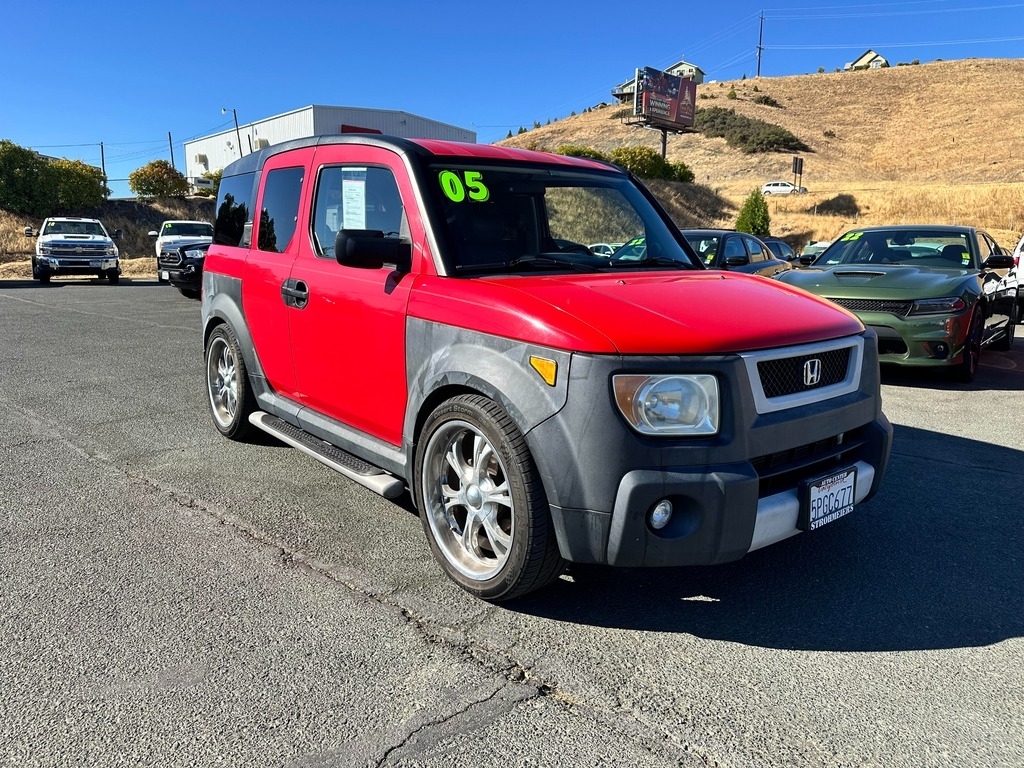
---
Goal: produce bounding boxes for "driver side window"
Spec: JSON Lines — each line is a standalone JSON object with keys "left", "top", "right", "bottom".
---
{"left": 312, "top": 166, "right": 404, "bottom": 257}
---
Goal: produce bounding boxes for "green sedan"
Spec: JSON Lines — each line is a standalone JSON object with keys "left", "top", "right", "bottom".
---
{"left": 777, "top": 225, "right": 1018, "bottom": 382}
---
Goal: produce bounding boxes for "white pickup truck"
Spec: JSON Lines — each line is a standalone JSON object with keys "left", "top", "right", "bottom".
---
{"left": 27, "top": 216, "right": 122, "bottom": 284}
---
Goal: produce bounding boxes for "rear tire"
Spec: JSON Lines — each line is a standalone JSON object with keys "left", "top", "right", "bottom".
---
{"left": 993, "top": 302, "right": 1017, "bottom": 351}
{"left": 205, "top": 325, "right": 256, "bottom": 440}
{"left": 414, "top": 394, "right": 564, "bottom": 601}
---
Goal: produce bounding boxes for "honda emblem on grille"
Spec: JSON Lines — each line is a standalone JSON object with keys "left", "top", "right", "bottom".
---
{"left": 803, "top": 358, "right": 822, "bottom": 386}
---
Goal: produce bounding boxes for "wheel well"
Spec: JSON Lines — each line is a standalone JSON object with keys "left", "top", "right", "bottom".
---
{"left": 203, "top": 317, "right": 225, "bottom": 350}
{"left": 412, "top": 384, "right": 483, "bottom": 448}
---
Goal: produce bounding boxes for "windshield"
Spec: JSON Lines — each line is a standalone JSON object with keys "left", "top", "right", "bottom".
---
{"left": 44, "top": 220, "right": 105, "bottom": 236}
{"left": 816, "top": 229, "right": 976, "bottom": 269}
{"left": 424, "top": 162, "right": 699, "bottom": 274}
{"left": 163, "top": 222, "right": 213, "bottom": 238}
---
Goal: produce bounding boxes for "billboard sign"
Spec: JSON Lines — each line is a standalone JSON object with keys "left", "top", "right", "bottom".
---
{"left": 632, "top": 66, "right": 697, "bottom": 130}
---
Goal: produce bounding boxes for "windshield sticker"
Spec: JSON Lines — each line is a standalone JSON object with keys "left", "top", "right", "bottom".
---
{"left": 840, "top": 231, "right": 863, "bottom": 242}
{"left": 439, "top": 170, "right": 490, "bottom": 203}
{"left": 960, "top": 253, "right": 970, "bottom": 265}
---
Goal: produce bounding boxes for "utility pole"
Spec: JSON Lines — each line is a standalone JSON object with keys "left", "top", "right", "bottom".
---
{"left": 168, "top": 132, "right": 175, "bottom": 169}
{"left": 757, "top": 11, "right": 764, "bottom": 78}
{"left": 223, "top": 108, "right": 243, "bottom": 157}
{"left": 100, "top": 141, "right": 108, "bottom": 199}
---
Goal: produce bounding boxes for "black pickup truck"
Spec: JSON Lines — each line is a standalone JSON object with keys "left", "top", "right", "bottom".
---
{"left": 158, "top": 240, "right": 209, "bottom": 299}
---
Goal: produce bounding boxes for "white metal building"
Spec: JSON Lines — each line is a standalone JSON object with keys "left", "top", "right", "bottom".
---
{"left": 184, "top": 105, "right": 476, "bottom": 184}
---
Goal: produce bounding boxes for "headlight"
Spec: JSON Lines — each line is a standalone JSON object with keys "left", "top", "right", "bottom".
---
{"left": 39, "top": 244, "right": 52, "bottom": 255}
{"left": 105, "top": 244, "right": 118, "bottom": 256}
{"left": 184, "top": 249, "right": 206, "bottom": 260}
{"left": 613, "top": 374, "right": 719, "bottom": 436}
{"left": 909, "top": 296, "right": 967, "bottom": 315}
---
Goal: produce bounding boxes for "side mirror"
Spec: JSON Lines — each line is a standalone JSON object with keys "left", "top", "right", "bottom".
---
{"left": 799, "top": 254, "right": 816, "bottom": 266}
{"left": 147, "top": 230, "right": 158, "bottom": 237}
{"left": 982, "top": 254, "right": 1014, "bottom": 270}
{"left": 336, "top": 229, "right": 411, "bottom": 271}
{"left": 24, "top": 227, "right": 34, "bottom": 237}
{"left": 112, "top": 229, "right": 123, "bottom": 239}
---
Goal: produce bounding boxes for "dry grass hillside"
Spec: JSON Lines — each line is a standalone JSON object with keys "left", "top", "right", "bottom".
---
{"left": 2, "top": 58, "right": 1022, "bottom": 278}
{"left": 502, "top": 57, "right": 1024, "bottom": 248}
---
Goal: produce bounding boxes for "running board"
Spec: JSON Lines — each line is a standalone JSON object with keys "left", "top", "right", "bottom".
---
{"left": 249, "top": 412, "right": 405, "bottom": 499}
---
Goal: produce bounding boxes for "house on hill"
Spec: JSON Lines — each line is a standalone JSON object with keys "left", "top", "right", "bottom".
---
{"left": 844, "top": 50, "right": 888, "bottom": 70}
{"left": 612, "top": 59, "right": 705, "bottom": 103}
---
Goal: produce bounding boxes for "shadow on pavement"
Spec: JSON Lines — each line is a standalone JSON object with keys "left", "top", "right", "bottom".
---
{"left": 506, "top": 424, "right": 1024, "bottom": 652}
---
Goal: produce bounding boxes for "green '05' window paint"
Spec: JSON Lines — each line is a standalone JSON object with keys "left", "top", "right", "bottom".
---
{"left": 439, "top": 170, "right": 490, "bottom": 203}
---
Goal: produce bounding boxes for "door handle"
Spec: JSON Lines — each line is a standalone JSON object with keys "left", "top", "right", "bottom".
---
{"left": 281, "top": 279, "right": 309, "bottom": 309}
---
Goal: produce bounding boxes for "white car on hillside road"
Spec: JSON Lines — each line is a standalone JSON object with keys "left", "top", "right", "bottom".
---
{"left": 761, "top": 181, "right": 807, "bottom": 195}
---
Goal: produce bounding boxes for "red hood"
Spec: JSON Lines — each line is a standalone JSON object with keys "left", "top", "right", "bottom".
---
{"left": 409, "top": 272, "right": 863, "bottom": 354}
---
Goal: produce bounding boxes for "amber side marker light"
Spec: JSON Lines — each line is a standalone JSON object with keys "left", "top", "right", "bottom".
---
{"left": 529, "top": 356, "right": 557, "bottom": 386}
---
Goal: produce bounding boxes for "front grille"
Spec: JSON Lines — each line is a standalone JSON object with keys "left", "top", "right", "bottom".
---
{"left": 757, "top": 347, "right": 851, "bottom": 399}
{"left": 50, "top": 243, "right": 108, "bottom": 255}
{"left": 159, "top": 251, "right": 183, "bottom": 267}
{"left": 829, "top": 297, "right": 914, "bottom": 318}
{"left": 752, "top": 428, "right": 866, "bottom": 497}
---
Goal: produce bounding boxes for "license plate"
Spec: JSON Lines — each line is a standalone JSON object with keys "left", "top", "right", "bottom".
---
{"left": 90, "top": 260, "right": 101, "bottom": 268}
{"left": 160, "top": 271, "right": 169, "bottom": 280}
{"left": 799, "top": 467, "right": 857, "bottom": 531}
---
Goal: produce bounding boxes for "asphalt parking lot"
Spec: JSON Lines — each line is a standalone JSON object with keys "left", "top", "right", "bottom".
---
{"left": 1, "top": 277, "right": 1022, "bottom": 767}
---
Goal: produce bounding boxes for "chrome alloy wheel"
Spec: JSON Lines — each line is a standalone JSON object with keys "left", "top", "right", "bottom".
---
{"left": 207, "top": 335, "right": 239, "bottom": 429}
{"left": 420, "top": 420, "right": 514, "bottom": 581}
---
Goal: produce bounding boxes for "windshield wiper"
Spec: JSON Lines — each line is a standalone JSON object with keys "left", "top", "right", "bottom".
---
{"left": 509, "top": 254, "right": 602, "bottom": 272}
{"left": 610, "top": 255, "right": 692, "bottom": 268}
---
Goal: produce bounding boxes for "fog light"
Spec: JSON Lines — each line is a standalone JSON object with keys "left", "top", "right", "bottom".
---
{"left": 649, "top": 499, "right": 673, "bottom": 530}
{"left": 934, "top": 342, "right": 948, "bottom": 358}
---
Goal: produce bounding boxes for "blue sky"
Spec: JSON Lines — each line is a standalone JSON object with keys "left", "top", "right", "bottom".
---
{"left": 2, "top": 0, "right": 1021, "bottom": 198}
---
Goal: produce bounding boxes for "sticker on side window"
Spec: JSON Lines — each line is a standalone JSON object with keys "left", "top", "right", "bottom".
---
{"left": 439, "top": 171, "right": 490, "bottom": 203}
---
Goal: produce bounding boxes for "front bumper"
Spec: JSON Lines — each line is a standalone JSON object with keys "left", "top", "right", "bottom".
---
{"left": 35, "top": 257, "right": 120, "bottom": 276}
{"left": 860, "top": 309, "right": 972, "bottom": 366}
{"left": 160, "top": 262, "right": 202, "bottom": 291}
{"left": 528, "top": 332, "right": 893, "bottom": 567}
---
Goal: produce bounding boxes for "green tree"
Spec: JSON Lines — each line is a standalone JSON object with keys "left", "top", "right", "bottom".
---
{"left": 128, "top": 159, "right": 189, "bottom": 199}
{"left": 0, "top": 140, "right": 55, "bottom": 216}
{"left": 48, "top": 158, "right": 106, "bottom": 209}
{"left": 736, "top": 188, "right": 771, "bottom": 236}
{"left": 609, "top": 145, "right": 693, "bottom": 182}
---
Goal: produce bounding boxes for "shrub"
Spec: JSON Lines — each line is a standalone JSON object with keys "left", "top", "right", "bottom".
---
{"left": 823, "top": 129, "right": 837, "bottom": 138}
{"left": 752, "top": 94, "right": 781, "bottom": 108}
{"left": 608, "top": 146, "right": 693, "bottom": 182}
{"left": 609, "top": 107, "right": 632, "bottom": 119}
{"left": 726, "top": 89, "right": 738, "bottom": 100}
{"left": 752, "top": 85, "right": 760, "bottom": 92}
{"left": 695, "top": 107, "right": 811, "bottom": 154}
{"left": 128, "top": 160, "right": 189, "bottom": 199}
{"left": 556, "top": 145, "right": 609, "bottom": 162}
{"left": 735, "top": 189, "right": 771, "bottom": 236}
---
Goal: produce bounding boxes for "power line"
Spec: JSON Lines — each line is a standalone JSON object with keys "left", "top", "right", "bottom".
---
{"left": 770, "top": 2, "right": 1024, "bottom": 19}
{"left": 766, "top": 35, "right": 1024, "bottom": 49}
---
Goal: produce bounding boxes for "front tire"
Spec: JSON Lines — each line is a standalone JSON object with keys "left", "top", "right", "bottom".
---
{"left": 205, "top": 325, "right": 256, "bottom": 440}
{"left": 178, "top": 287, "right": 201, "bottom": 300}
{"left": 415, "top": 395, "right": 564, "bottom": 601}
{"left": 108, "top": 270, "right": 119, "bottom": 285}
{"left": 952, "top": 309, "right": 982, "bottom": 383}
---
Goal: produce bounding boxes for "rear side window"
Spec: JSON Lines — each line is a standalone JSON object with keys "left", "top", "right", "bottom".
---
{"left": 258, "top": 167, "right": 304, "bottom": 253}
{"left": 744, "top": 236, "right": 766, "bottom": 262}
{"left": 214, "top": 172, "right": 256, "bottom": 247}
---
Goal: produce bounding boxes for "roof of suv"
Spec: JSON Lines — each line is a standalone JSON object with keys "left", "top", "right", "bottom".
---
{"left": 220, "top": 135, "right": 614, "bottom": 177}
